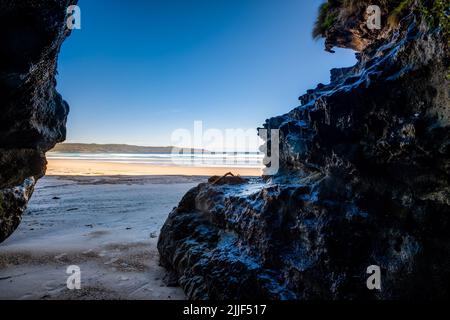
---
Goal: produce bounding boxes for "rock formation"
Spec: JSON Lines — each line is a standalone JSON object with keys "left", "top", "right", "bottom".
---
{"left": 158, "top": 0, "right": 450, "bottom": 299}
{"left": 0, "top": 0, "right": 76, "bottom": 242}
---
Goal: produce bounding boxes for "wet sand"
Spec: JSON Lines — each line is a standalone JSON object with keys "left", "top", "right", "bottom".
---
{"left": 0, "top": 175, "right": 209, "bottom": 300}
{"left": 47, "top": 159, "right": 262, "bottom": 177}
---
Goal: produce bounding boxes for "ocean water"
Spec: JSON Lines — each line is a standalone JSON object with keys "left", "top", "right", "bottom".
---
{"left": 47, "top": 152, "right": 265, "bottom": 168}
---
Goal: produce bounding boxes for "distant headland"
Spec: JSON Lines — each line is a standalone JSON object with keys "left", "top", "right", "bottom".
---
{"left": 50, "top": 143, "right": 205, "bottom": 154}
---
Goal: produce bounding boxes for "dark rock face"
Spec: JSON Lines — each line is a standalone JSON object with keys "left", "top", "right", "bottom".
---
{"left": 158, "top": 6, "right": 450, "bottom": 299}
{"left": 0, "top": 0, "right": 76, "bottom": 242}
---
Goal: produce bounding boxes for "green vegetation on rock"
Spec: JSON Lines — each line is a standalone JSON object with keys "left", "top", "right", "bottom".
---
{"left": 313, "top": 0, "right": 450, "bottom": 40}
{"left": 421, "top": 0, "right": 449, "bottom": 37}
{"left": 313, "top": 1, "right": 339, "bottom": 39}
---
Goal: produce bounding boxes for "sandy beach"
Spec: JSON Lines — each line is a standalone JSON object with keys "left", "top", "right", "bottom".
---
{"left": 0, "top": 175, "right": 209, "bottom": 300}
{"left": 47, "top": 159, "right": 262, "bottom": 177}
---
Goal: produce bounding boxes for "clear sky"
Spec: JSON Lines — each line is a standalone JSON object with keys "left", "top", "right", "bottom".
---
{"left": 57, "top": 0, "right": 356, "bottom": 149}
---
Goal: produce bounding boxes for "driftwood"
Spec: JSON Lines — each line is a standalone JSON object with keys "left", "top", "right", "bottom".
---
{"left": 208, "top": 172, "right": 247, "bottom": 185}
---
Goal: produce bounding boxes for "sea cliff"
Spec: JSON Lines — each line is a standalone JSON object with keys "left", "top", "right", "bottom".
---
{"left": 158, "top": 0, "right": 450, "bottom": 299}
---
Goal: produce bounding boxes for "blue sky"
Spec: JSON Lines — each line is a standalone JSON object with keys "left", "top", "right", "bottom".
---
{"left": 57, "top": 0, "right": 356, "bottom": 148}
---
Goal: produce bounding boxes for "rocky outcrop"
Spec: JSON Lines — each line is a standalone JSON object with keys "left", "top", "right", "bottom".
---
{"left": 159, "top": 1, "right": 450, "bottom": 300}
{"left": 0, "top": 0, "right": 76, "bottom": 242}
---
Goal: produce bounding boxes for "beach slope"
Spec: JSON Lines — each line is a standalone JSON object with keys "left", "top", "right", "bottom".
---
{"left": 0, "top": 175, "right": 205, "bottom": 300}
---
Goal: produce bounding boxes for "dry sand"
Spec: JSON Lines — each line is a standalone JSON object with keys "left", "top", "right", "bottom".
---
{"left": 47, "top": 159, "right": 262, "bottom": 177}
{"left": 0, "top": 175, "right": 210, "bottom": 300}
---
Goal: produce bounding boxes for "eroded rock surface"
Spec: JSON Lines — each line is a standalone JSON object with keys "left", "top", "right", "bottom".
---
{"left": 0, "top": 0, "right": 76, "bottom": 242}
{"left": 159, "top": 2, "right": 450, "bottom": 300}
